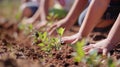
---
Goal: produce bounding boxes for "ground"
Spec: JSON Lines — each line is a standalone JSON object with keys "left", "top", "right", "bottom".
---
{"left": 0, "top": 18, "right": 120, "bottom": 67}
{"left": 0, "top": 0, "right": 120, "bottom": 67}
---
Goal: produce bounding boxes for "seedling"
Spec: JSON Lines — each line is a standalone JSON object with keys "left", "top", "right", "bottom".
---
{"left": 73, "top": 39, "right": 85, "bottom": 62}
{"left": 108, "top": 57, "right": 115, "bottom": 67}
{"left": 15, "top": 11, "right": 22, "bottom": 20}
{"left": 73, "top": 39, "right": 102, "bottom": 66}
{"left": 57, "top": 27, "right": 65, "bottom": 36}
{"left": 33, "top": 27, "right": 65, "bottom": 53}
{"left": 18, "top": 23, "right": 34, "bottom": 35}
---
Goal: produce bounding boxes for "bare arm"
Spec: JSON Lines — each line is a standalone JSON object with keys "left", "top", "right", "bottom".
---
{"left": 39, "top": 0, "right": 49, "bottom": 21}
{"left": 107, "top": 13, "right": 120, "bottom": 45}
{"left": 63, "top": 0, "right": 88, "bottom": 30}
{"left": 79, "top": 0, "right": 110, "bottom": 37}
{"left": 31, "top": 0, "right": 49, "bottom": 21}
{"left": 84, "top": 14, "right": 120, "bottom": 55}
{"left": 48, "top": 0, "right": 88, "bottom": 35}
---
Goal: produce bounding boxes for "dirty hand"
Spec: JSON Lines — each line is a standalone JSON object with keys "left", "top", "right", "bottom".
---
{"left": 83, "top": 39, "right": 115, "bottom": 55}
{"left": 48, "top": 19, "right": 66, "bottom": 36}
{"left": 61, "top": 33, "right": 82, "bottom": 44}
{"left": 35, "top": 20, "right": 47, "bottom": 30}
{"left": 22, "top": 18, "right": 35, "bottom": 24}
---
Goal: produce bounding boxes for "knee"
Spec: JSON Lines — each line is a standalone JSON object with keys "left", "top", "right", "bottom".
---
{"left": 23, "top": 7, "right": 32, "bottom": 18}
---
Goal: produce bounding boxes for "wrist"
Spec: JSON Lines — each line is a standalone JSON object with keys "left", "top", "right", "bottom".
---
{"left": 58, "top": 19, "right": 67, "bottom": 27}
{"left": 76, "top": 33, "right": 83, "bottom": 39}
{"left": 106, "top": 39, "right": 118, "bottom": 46}
{"left": 30, "top": 17, "right": 35, "bottom": 21}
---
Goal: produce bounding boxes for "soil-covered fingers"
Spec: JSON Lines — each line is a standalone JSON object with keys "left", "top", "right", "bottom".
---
{"left": 62, "top": 34, "right": 80, "bottom": 44}
{"left": 35, "top": 22, "right": 47, "bottom": 30}
{"left": 102, "top": 48, "right": 108, "bottom": 56}
{"left": 71, "top": 38, "right": 80, "bottom": 44}
{"left": 83, "top": 45, "right": 93, "bottom": 52}
{"left": 48, "top": 24, "right": 56, "bottom": 32}
{"left": 61, "top": 37, "right": 77, "bottom": 44}
{"left": 48, "top": 24, "right": 58, "bottom": 36}
{"left": 83, "top": 44, "right": 108, "bottom": 55}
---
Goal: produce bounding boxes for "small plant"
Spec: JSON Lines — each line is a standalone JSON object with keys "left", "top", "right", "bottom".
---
{"left": 33, "top": 28, "right": 65, "bottom": 53}
{"left": 72, "top": 39, "right": 119, "bottom": 67}
{"left": 47, "top": 13, "right": 59, "bottom": 23}
{"left": 15, "top": 11, "right": 22, "bottom": 20}
{"left": 18, "top": 23, "right": 34, "bottom": 35}
{"left": 47, "top": 8, "right": 67, "bottom": 25}
{"left": 85, "top": 49, "right": 102, "bottom": 67}
{"left": 107, "top": 57, "right": 116, "bottom": 67}
{"left": 56, "top": 27, "right": 65, "bottom": 50}
{"left": 73, "top": 39, "right": 85, "bottom": 62}
{"left": 57, "top": 27, "right": 65, "bottom": 36}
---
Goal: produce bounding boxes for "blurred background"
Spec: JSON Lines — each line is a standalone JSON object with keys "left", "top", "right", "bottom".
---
{"left": 0, "top": 0, "right": 20, "bottom": 21}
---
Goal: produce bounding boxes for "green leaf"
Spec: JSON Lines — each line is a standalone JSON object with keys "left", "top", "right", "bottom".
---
{"left": 49, "top": 13, "right": 54, "bottom": 17}
{"left": 47, "top": 16, "right": 51, "bottom": 20}
{"left": 15, "top": 11, "right": 22, "bottom": 20}
{"left": 74, "top": 39, "right": 85, "bottom": 62}
{"left": 28, "top": 24, "right": 33, "bottom": 30}
{"left": 53, "top": 14, "right": 59, "bottom": 18}
{"left": 18, "top": 23, "right": 25, "bottom": 30}
{"left": 38, "top": 43, "right": 44, "bottom": 47}
{"left": 38, "top": 32, "right": 42, "bottom": 38}
{"left": 57, "top": 28, "right": 65, "bottom": 36}
{"left": 42, "top": 32, "right": 47, "bottom": 41}
{"left": 74, "top": 56, "right": 81, "bottom": 62}
{"left": 41, "top": 47, "right": 47, "bottom": 51}
{"left": 52, "top": 38, "right": 59, "bottom": 43}
{"left": 108, "top": 58, "right": 115, "bottom": 67}
{"left": 76, "top": 39, "right": 85, "bottom": 56}
{"left": 49, "top": 8, "right": 67, "bottom": 19}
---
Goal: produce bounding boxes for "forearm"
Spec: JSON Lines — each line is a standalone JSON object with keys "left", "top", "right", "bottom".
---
{"left": 31, "top": 2, "right": 41, "bottom": 20}
{"left": 64, "top": 0, "right": 88, "bottom": 30}
{"left": 31, "top": 0, "right": 49, "bottom": 21}
{"left": 40, "top": 0, "right": 49, "bottom": 21}
{"left": 107, "top": 13, "right": 120, "bottom": 45}
{"left": 79, "top": 0, "right": 110, "bottom": 37}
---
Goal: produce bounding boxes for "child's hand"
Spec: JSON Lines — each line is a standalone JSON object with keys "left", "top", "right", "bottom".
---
{"left": 21, "top": 18, "right": 35, "bottom": 24}
{"left": 83, "top": 39, "right": 115, "bottom": 55}
{"left": 48, "top": 19, "right": 66, "bottom": 36}
{"left": 25, "top": 18, "right": 35, "bottom": 24}
{"left": 61, "top": 33, "right": 82, "bottom": 44}
{"left": 35, "top": 20, "right": 47, "bottom": 29}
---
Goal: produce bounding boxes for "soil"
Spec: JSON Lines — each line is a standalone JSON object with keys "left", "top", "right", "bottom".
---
{"left": 0, "top": 18, "right": 120, "bottom": 67}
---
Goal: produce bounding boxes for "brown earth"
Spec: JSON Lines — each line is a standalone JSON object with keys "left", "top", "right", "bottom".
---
{"left": 0, "top": 18, "right": 120, "bottom": 67}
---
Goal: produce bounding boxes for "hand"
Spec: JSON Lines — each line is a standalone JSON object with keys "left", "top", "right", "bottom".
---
{"left": 83, "top": 39, "right": 115, "bottom": 55}
{"left": 48, "top": 19, "right": 67, "bottom": 36}
{"left": 22, "top": 18, "right": 35, "bottom": 24}
{"left": 61, "top": 33, "right": 82, "bottom": 44}
{"left": 35, "top": 20, "right": 47, "bottom": 30}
